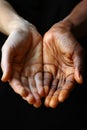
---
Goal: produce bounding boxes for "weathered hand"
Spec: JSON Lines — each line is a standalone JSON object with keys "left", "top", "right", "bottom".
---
{"left": 1, "top": 23, "right": 44, "bottom": 108}
{"left": 43, "top": 22, "right": 85, "bottom": 108}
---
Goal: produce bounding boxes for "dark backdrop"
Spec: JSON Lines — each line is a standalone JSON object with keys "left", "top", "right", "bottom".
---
{"left": 0, "top": 0, "right": 87, "bottom": 129}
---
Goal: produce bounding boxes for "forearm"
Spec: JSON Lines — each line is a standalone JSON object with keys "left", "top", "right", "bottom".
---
{"left": 59, "top": 0, "right": 87, "bottom": 37}
{"left": 65, "top": 0, "right": 87, "bottom": 27}
{"left": 0, "top": 0, "right": 29, "bottom": 35}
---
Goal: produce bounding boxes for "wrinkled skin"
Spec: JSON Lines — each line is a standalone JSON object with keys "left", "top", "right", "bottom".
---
{"left": 1, "top": 24, "right": 44, "bottom": 108}
{"left": 1, "top": 21, "right": 85, "bottom": 108}
{"left": 43, "top": 22, "right": 85, "bottom": 108}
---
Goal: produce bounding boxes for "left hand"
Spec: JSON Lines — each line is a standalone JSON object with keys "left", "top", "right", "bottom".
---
{"left": 43, "top": 22, "right": 85, "bottom": 108}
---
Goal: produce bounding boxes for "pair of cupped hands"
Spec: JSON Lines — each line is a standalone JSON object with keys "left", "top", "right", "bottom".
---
{"left": 1, "top": 20, "right": 85, "bottom": 108}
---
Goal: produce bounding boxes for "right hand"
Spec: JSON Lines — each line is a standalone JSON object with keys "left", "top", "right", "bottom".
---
{"left": 1, "top": 21, "right": 44, "bottom": 108}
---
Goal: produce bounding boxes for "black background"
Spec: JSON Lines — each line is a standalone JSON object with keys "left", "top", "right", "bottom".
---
{"left": 0, "top": 0, "right": 87, "bottom": 129}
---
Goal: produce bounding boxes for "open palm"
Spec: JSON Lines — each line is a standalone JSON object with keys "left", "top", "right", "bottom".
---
{"left": 43, "top": 23, "right": 85, "bottom": 108}
{"left": 1, "top": 24, "right": 44, "bottom": 108}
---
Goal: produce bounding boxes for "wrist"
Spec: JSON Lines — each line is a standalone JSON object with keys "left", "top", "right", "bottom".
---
{"left": 4, "top": 17, "right": 32, "bottom": 35}
{"left": 57, "top": 18, "right": 74, "bottom": 32}
{"left": 9, "top": 18, "right": 29, "bottom": 34}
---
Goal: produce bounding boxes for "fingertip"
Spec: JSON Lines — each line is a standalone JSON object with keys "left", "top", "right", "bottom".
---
{"left": 77, "top": 75, "right": 83, "bottom": 84}
{"left": 58, "top": 90, "right": 69, "bottom": 102}
{"left": 31, "top": 92, "right": 42, "bottom": 108}
{"left": 49, "top": 96, "right": 59, "bottom": 108}
{"left": 33, "top": 103, "right": 41, "bottom": 108}
{"left": 1, "top": 73, "right": 10, "bottom": 82}
{"left": 19, "top": 87, "right": 29, "bottom": 97}
{"left": 1, "top": 74, "right": 8, "bottom": 82}
{"left": 37, "top": 85, "right": 45, "bottom": 97}
{"left": 44, "top": 96, "right": 51, "bottom": 107}
{"left": 1, "top": 75, "right": 6, "bottom": 82}
{"left": 1, "top": 67, "right": 12, "bottom": 82}
{"left": 39, "top": 89, "right": 45, "bottom": 98}
{"left": 33, "top": 100, "right": 42, "bottom": 108}
{"left": 74, "top": 71, "right": 83, "bottom": 84}
{"left": 28, "top": 95, "right": 35, "bottom": 104}
{"left": 23, "top": 93, "right": 35, "bottom": 105}
{"left": 44, "top": 86, "right": 49, "bottom": 97}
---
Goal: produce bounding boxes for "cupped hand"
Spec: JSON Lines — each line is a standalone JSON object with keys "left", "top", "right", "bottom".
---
{"left": 1, "top": 22, "right": 44, "bottom": 108}
{"left": 43, "top": 22, "right": 85, "bottom": 108}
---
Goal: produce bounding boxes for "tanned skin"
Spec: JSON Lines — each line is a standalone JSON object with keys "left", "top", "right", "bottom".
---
{"left": 0, "top": 0, "right": 87, "bottom": 108}
{"left": 43, "top": 0, "right": 87, "bottom": 108}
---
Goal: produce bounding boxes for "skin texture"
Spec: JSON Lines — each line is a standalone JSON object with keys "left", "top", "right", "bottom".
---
{"left": 1, "top": 24, "right": 44, "bottom": 108}
{"left": 0, "top": 0, "right": 87, "bottom": 108}
{"left": 43, "top": 22, "right": 85, "bottom": 108}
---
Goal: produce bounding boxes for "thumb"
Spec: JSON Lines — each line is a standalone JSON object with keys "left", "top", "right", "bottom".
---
{"left": 74, "top": 66, "right": 83, "bottom": 84}
{"left": 1, "top": 43, "right": 14, "bottom": 82}
{"left": 73, "top": 45, "right": 85, "bottom": 84}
